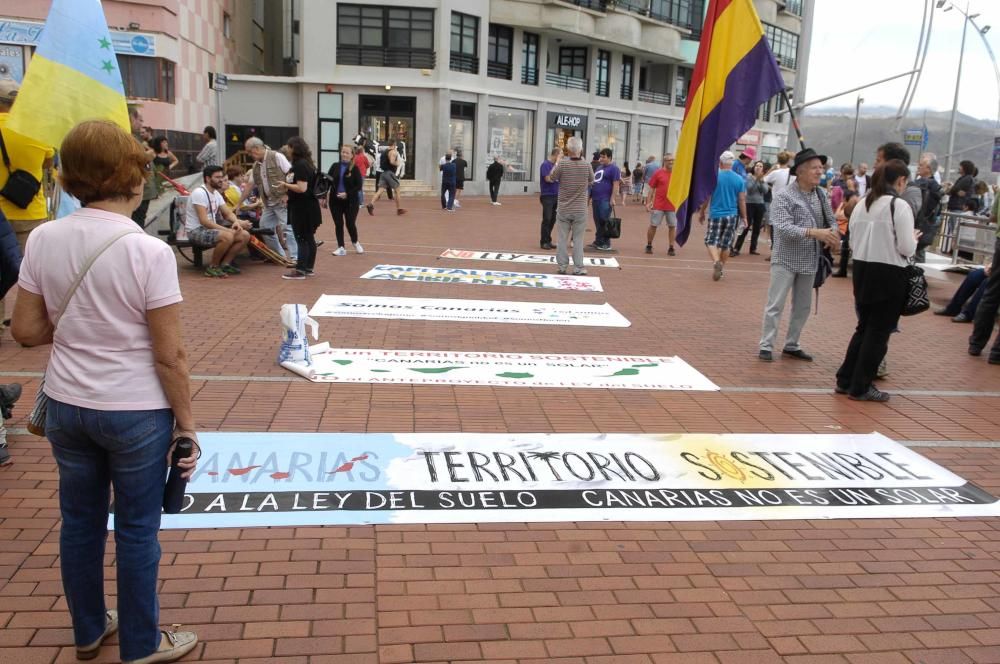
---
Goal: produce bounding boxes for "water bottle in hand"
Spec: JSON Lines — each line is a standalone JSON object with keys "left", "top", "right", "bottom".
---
{"left": 163, "top": 437, "right": 194, "bottom": 514}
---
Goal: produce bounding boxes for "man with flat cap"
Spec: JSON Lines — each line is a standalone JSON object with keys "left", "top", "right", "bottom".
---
{"left": 758, "top": 147, "right": 839, "bottom": 362}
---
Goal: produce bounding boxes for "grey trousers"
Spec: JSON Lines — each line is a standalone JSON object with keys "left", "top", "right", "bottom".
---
{"left": 556, "top": 211, "right": 588, "bottom": 269}
{"left": 260, "top": 204, "right": 297, "bottom": 260}
{"left": 759, "top": 264, "right": 814, "bottom": 351}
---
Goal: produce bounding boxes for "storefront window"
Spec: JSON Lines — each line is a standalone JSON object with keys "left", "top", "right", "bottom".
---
{"left": 487, "top": 106, "right": 534, "bottom": 182}
{"left": 638, "top": 123, "right": 666, "bottom": 162}
{"left": 591, "top": 118, "right": 628, "bottom": 161}
{"left": 450, "top": 102, "right": 476, "bottom": 179}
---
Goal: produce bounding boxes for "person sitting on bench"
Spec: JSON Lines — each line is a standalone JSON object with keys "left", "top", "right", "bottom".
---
{"left": 185, "top": 166, "right": 251, "bottom": 277}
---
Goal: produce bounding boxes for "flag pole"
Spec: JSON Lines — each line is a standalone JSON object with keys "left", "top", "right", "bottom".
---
{"left": 781, "top": 88, "right": 806, "bottom": 151}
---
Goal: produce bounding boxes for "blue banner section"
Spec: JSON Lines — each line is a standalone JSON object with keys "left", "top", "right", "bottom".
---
{"left": 100, "top": 432, "right": 1000, "bottom": 530}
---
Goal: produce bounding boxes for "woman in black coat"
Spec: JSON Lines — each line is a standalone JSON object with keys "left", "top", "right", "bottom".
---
{"left": 947, "top": 160, "right": 978, "bottom": 212}
{"left": 326, "top": 144, "right": 364, "bottom": 256}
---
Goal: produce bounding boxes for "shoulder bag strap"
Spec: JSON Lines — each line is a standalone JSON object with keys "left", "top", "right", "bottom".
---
{"left": 200, "top": 186, "right": 216, "bottom": 220}
{"left": 52, "top": 229, "right": 139, "bottom": 328}
{"left": 0, "top": 129, "right": 11, "bottom": 169}
{"left": 816, "top": 188, "right": 831, "bottom": 228}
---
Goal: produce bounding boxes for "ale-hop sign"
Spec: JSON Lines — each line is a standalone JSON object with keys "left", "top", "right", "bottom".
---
{"left": 440, "top": 249, "right": 620, "bottom": 268}
{"left": 280, "top": 348, "right": 716, "bottom": 390}
{"left": 309, "top": 295, "right": 631, "bottom": 327}
{"left": 143, "top": 432, "right": 1000, "bottom": 529}
{"left": 360, "top": 264, "right": 602, "bottom": 292}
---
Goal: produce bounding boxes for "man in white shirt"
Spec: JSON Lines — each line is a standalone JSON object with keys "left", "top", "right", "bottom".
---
{"left": 186, "top": 165, "right": 251, "bottom": 277}
{"left": 764, "top": 150, "right": 795, "bottom": 196}
{"left": 855, "top": 163, "right": 870, "bottom": 197}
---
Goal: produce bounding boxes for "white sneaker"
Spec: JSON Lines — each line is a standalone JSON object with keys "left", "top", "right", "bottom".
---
{"left": 492, "top": 201, "right": 502, "bottom": 206}
{"left": 354, "top": 242, "right": 364, "bottom": 254}
{"left": 453, "top": 200, "right": 461, "bottom": 208}
{"left": 333, "top": 246, "right": 347, "bottom": 256}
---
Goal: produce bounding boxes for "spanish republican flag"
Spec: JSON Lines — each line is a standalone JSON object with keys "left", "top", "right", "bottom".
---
{"left": 7, "top": 0, "right": 129, "bottom": 148}
{"left": 668, "top": 0, "right": 786, "bottom": 245}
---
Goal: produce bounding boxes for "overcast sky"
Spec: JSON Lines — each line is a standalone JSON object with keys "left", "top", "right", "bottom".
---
{"left": 805, "top": 0, "right": 1000, "bottom": 121}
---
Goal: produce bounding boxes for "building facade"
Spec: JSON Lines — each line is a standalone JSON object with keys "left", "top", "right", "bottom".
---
{"left": 224, "top": 0, "right": 811, "bottom": 194}
{"left": 0, "top": 0, "right": 287, "bottom": 165}
{"left": 2, "top": 0, "right": 811, "bottom": 189}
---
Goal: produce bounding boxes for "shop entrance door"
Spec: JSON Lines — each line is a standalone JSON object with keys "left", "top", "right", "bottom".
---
{"left": 546, "top": 127, "right": 585, "bottom": 156}
{"left": 359, "top": 96, "right": 416, "bottom": 180}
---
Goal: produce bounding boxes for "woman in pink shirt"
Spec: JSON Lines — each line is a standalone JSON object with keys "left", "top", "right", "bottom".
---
{"left": 12, "top": 121, "right": 199, "bottom": 664}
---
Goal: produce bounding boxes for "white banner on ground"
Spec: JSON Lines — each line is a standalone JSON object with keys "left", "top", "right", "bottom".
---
{"left": 360, "top": 264, "right": 603, "bottom": 292}
{"left": 309, "top": 295, "right": 630, "bottom": 327}
{"left": 280, "top": 348, "right": 717, "bottom": 390}
{"left": 440, "top": 249, "right": 620, "bottom": 268}
{"left": 145, "top": 432, "right": 1000, "bottom": 529}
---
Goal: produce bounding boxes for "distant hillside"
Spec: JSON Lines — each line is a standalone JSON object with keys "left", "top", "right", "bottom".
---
{"left": 797, "top": 107, "right": 998, "bottom": 178}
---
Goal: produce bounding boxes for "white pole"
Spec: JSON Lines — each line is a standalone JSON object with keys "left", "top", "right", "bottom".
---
{"left": 945, "top": 6, "right": 969, "bottom": 180}
{"left": 850, "top": 95, "right": 863, "bottom": 165}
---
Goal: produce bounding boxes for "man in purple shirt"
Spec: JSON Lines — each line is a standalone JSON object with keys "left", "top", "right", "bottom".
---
{"left": 588, "top": 148, "right": 621, "bottom": 251}
{"left": 538, "top": 147, "right": 561, "bottom": 249}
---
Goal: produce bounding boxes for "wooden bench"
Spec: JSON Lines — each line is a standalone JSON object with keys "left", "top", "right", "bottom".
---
{"left": 160, "top": 199, "right": 206, "bottom": 267}
{"left": 160, "top": 198, "right": 276, "bottom": 269}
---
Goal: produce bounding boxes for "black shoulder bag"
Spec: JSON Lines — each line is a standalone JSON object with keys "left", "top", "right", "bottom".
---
{"left": 812, "top": 188, "right": 834, "bottom": 290}
{"left": 889, "top": 197, "right": 930, "bottom": 316}
{"left": 0, "top": 129, "right": 42, "bottom": 209}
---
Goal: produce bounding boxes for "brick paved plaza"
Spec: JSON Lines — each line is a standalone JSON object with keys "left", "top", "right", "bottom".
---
{"left": 1, "top": 194, "right": 999, "bottom": 663}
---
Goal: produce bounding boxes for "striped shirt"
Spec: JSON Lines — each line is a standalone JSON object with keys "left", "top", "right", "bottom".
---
{"left": 548, "top": 157, "right": 595, "bottom": 217}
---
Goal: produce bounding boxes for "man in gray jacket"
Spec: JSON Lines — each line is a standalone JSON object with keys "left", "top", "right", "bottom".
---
{"left": 759, "top": 148, "right": 839, "bottom": 362}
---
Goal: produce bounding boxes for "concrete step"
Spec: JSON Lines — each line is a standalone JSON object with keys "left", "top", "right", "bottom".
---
{"left": 362, "top": 179, "right": 437, "bottom": 197}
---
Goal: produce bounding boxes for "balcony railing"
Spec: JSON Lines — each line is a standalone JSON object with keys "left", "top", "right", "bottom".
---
{"left": 487, "top": 60, "right": 513, "bottom": 80}
{"left": 620, "top": 83, "right": 633, "bottom": 100}
{"left": 521, "top": 66, "right": 539, "bottom": 85}
{"left": 545, "top": 71, "right": 589, "bottom": 92}
{"left": 775, "top": 53, "right": 797, "bottom": 70}
{"left": 638, "top": 89, "right": 671, "bottom": 105}
{"left": 596, "top": 79, "right": 609, "bottom": 97}
{"left": 611, "top": 0, "right": 706, "bottom": 38}
{"left": 673, "top": 93, "right": 687, "bottom": 107}
{"left": 337, "top": 47, "right": 436, "bottom": 69}
{"left": 781, "top": 0, "right": 803, "bottom": 16}
{"left": 450, "top": 53, "right": 478, "bottom": 74}
{"left": 559, "top": 0, "right": 607, "bottom": 11}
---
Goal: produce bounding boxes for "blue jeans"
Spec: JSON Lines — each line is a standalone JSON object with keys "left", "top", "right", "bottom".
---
{"left": 260, "top": 204, "right": 297, "bottom": 260}
{"left": 942, "top": 267, "right": 988, "bottom": 318}
{"left": 592, "top": 199, "right": 612, "bottom": 248}
{"left": 441, "top": 181, "right": 456, "bottom": 210}
{"left": 47, "top": 399, "right": 174, "bottom": 661}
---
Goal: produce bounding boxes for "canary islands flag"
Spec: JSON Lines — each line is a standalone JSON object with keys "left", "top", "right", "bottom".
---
{"left": 667, "top": 0, "right": 786, "bottom": 245}
{"left": 7, "top": 0, "right": 129, "bottom": 147}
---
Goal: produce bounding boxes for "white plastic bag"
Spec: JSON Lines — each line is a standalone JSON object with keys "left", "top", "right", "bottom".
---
{"left": 277, "top": 304, "right": 319, "bottom": 365}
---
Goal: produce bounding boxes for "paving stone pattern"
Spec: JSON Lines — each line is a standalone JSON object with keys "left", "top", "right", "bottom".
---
{"left": 1, "top": 194, "right": 999, "bottom": 662}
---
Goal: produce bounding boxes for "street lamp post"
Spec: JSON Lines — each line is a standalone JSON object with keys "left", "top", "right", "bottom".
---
{"left": 850, "top": 95, "right": 864, "bottom": 165}
{"left": 944, "top": 2, "right": 971, "bottom": 181}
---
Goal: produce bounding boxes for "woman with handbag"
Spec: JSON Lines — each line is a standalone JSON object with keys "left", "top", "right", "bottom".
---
{"left": 11, "top": 121, "right": 199, "bottom": 663}
{"left": 834, "top": 159, "right": 920, "bottom": 402}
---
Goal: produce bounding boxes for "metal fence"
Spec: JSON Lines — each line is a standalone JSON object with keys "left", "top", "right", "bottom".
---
{"left": 936, "top": 211, "right": 996, "bottom": 264}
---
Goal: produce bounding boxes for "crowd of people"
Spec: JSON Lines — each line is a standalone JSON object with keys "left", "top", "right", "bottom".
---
{"left": 2, "top": 66, "right": 1000, "bottom": 658}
